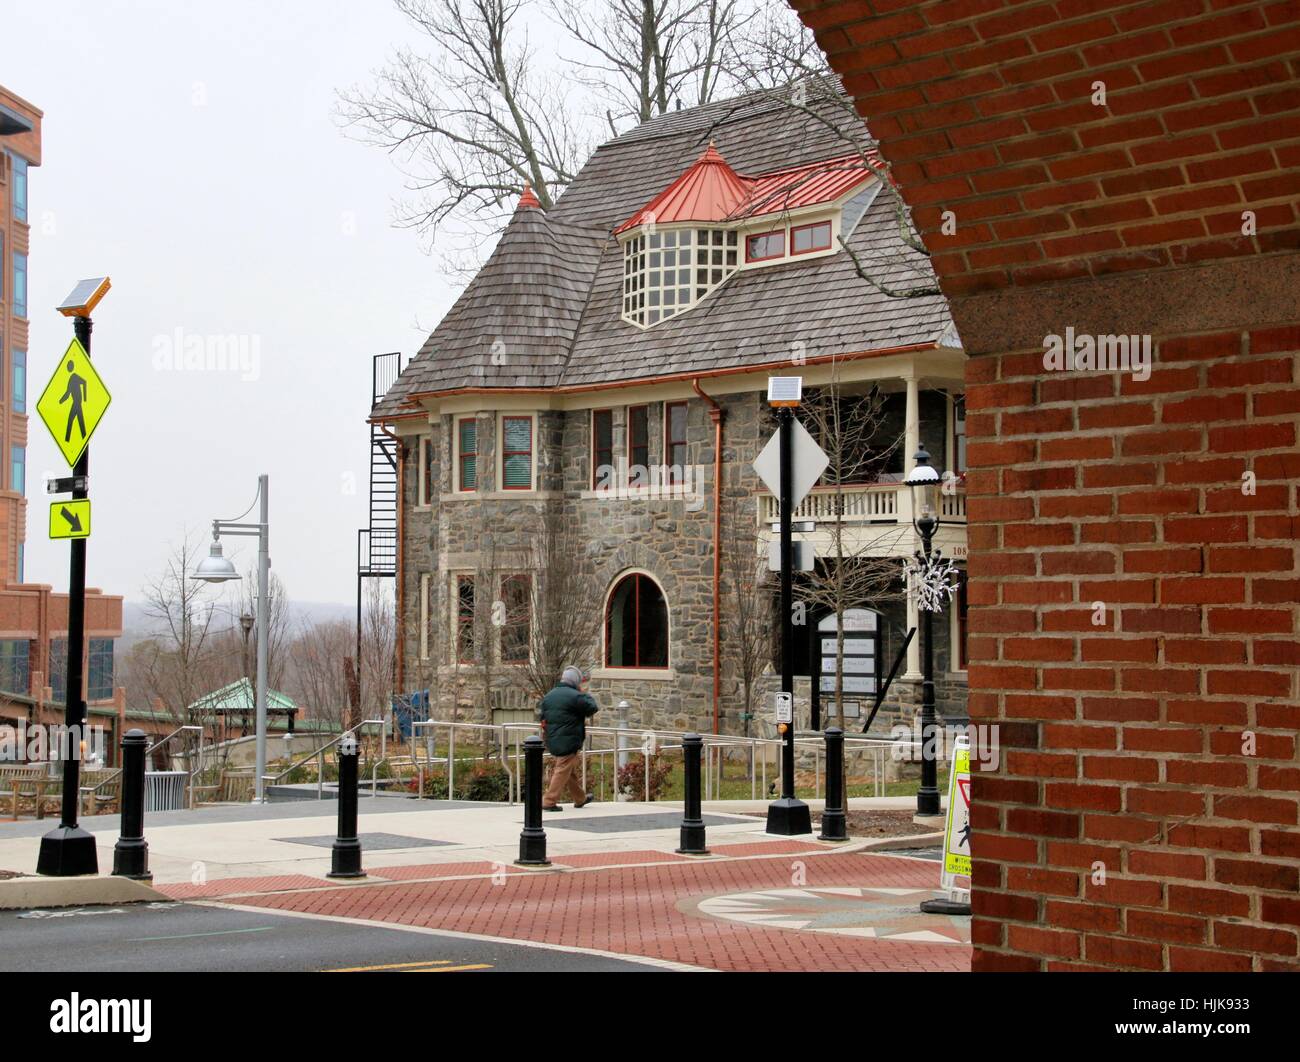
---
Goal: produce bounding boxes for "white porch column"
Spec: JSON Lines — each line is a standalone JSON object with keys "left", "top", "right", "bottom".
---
{"left": 903, "top": 373, "right": 922, "bottom": 680}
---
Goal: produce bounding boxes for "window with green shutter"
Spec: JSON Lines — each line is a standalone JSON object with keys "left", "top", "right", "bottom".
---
{"left": 501, "top": 416, "right": 532, "bottom": 490}
{"left": 458, "top": 418, "right": 477, "bottom": 491}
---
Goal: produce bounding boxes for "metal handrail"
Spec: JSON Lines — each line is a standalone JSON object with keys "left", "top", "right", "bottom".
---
{"left": 259, "top": 719, "right": 384, "bottom": 797}
{"left": 406, "top": 717, "right": 925, "bottom": 804}
{"left": 80, "top": 724, "right": 203, "bottom": 796}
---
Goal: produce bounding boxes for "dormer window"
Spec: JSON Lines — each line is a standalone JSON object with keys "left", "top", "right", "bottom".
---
{"left": 792, "top": 220, "right": 832, "bottom": 255}
{"left": 622, "top": 227, "right": 738, "bottom": 328}
{"left": 745, "top": 230, "right": 785, "bottom": 263}
{"left": 616, "top": 144, "right": 875, "bottom": 329}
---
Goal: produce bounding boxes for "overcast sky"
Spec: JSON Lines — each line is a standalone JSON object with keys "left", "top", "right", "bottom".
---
{"left": 2, "top": 1, "right": 492, "bottom": 608}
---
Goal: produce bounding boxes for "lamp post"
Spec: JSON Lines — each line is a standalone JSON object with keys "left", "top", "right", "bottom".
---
{"left": 194, "top": 474, "right": 270, "bottom": 804}
{"left": 904, "top": 447, "right": 942, "bottom": 818}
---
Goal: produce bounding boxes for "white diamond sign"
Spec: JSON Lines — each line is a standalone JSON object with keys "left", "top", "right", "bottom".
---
{"left": 753, "top": 418, "right": 829, "bottom": 509}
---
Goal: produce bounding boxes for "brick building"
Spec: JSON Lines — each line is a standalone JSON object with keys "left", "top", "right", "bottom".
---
{"left": 0, "top": 85, "right": 124, "bottom": 757}
{"left": 372, "top": 90, "right": 971, "bottom": 737}
{"left": 790, "top": 0, "right": 1300, "bottom": 970}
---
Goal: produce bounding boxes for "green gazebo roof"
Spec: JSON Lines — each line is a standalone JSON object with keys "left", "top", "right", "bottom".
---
{"left": 187, "top": 678, "right": 299, "bottom": 716}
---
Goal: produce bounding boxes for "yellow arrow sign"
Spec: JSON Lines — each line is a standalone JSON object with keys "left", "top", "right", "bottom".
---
{"left": 49, "top": 499, "right": 91, "bottom": 540}
{"left": 36, "top": 338, "right": 111, "bottom": 469}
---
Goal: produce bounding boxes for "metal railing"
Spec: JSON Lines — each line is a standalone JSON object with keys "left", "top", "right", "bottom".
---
{"left": 260, "top": 719, "right": 385, "bottom": 799}
{"left": 80, "top": 724, "right": 204, "bottom": 813}
{"left": 404, "top": 718, "right": 924, "bottom": 805}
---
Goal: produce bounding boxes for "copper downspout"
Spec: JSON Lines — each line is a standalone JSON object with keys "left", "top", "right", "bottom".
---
{"left": 692, "top": 379, "right": 724, "bottom": 735}
{"left": 380, "top": 424, "right": 405, "bottom": 695}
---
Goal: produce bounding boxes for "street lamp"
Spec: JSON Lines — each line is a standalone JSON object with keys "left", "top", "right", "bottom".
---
{"left": 904, "top": 447, "right": 943, "bottom": 817}
{"left": 195, "top": 474, "right": 270, "bottom": 804}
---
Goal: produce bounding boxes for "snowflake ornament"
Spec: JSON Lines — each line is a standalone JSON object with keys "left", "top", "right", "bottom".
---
{"left": 906, "top": 549, "right": 960, "bottom": 612}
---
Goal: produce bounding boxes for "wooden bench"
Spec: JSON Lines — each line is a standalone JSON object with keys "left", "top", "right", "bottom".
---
{"left": 192, "top": 771, "right": 255, "bottom": 806}
{"left": 80, "top": 772, "right": 122, "bottom": 816}
{"left": 1, "top": 767, "right": 54, "bottom": 819}
{"left": 13, "top": 777, "right": 64, "bottom": 819}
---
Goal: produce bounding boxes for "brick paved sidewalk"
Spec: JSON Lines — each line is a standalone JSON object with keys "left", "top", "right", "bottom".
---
{"left": 218, "top": 846, "right": 971, "bottom": 972}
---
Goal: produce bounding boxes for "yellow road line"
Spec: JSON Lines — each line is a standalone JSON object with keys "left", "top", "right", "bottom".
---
{"left": 325, "top": 959, "right": 453, "bottom": 972}
{"left": 324, "top": 959, "right": 492, "bottom": 973}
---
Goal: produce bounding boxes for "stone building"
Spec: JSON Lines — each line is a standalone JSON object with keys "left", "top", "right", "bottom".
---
{"left": 372, "top": 89, "right": 967, "bottom": 736}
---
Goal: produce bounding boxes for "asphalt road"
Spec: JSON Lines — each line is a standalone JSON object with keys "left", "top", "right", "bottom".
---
{"left": 0, "top": 901, "right": 662, "bottom": 973}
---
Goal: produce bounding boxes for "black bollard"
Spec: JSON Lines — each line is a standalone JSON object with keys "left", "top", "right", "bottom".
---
{"left": 327, "top": 733, "right": 364, "bottom": 879}
{"left": 516, "top": 735, "right": 550, "bottom": 866}
{"left": 111, "top": 729, "right": 151, "bottom": 881}
{"left": 675, "top": 733, "right": 710, "bottom": 855}
{"left": 818, "top": 727, "right": 848, "bottom": 842}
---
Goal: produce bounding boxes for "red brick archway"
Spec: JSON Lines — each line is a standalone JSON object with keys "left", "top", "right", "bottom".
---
{"left": 792, "top": 0, "right": 1300, "bottom": 971}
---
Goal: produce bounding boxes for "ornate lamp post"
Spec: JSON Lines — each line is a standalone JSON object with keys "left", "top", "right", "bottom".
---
{"left": 904, "top": 447, "right": 944, "bottom": 817}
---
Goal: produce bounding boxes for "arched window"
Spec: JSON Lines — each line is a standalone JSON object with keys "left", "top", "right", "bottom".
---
{"left": 605, "top": 573, "right": 668, "bottom": 668}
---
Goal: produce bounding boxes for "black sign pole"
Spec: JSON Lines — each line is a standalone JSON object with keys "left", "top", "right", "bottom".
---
{"left": 37, "top": 314, "right": 98, "bottom": 876}
{"left": 766, "top": 407, "right": 810, "bottom": 836}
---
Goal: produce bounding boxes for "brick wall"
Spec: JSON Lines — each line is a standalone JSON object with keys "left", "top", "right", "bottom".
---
{"left": 790, "top": 0, "right": 1300, "bottom": 970}
{"left": 965, "top": 326, "right": 1298, "bottom": 971}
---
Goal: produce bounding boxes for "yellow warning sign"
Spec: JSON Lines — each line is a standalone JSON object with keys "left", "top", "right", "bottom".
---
{"left": 49, "top": 499, "right": 91, "bottom": 540}
{"left": 943, "top": 743, "right": 971, "bottom": 877}
{"left": 36, "top": 338, "right": 111, "bottom": 468}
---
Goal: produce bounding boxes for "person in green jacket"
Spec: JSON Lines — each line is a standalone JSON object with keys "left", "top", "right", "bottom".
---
{"left": 540, "top": 666, "right": 598, "bottom": 811}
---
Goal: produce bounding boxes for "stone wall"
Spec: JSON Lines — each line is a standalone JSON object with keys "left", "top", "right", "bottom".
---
{"left": 397, "top": 389, "right": 966, "bottom": 736}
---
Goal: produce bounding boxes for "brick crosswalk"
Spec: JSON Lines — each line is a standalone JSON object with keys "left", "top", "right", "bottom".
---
{"left": 223, "top": 849, "right": 970, "bottom": 972}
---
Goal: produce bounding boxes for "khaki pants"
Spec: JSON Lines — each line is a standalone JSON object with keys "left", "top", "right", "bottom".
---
{"left": 543, "top": 752, "right": 587, "bottom": 806}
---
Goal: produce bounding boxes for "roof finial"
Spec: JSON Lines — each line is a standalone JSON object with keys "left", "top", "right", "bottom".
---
{"left": 518, "top": 183, "right": 541, "bottom": 210}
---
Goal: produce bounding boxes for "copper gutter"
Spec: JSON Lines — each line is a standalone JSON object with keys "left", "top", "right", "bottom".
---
{"left": 393, "top": 341, "right": 939, "bottom": 410}
{"left": 692, "top": 378, "right": 724, "bottom": 736}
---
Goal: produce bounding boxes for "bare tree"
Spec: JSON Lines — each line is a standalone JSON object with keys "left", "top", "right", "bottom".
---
{"left": 132, "top": 537, "right": 232, "bottom": 769}
{"left": 519, "top": 504, "right": 602, "bottom": 699}
{"left": 286, "top": 618, "right": 354, "bottom": 728}
{"left": 359, "top": 580, "right": 398, "bottom": 722}
{"left": 798, "top": 368, "right": 910, "bottom": 729}
{"left": 338, "top": 0, "right": 588, "bottom": 266}
{"left": 238, "top": 568, "right": 292, "bottom": 696}
{"left": 721, "top": 500, "right": 773, "bottom": 738}
{"left": 550, "top": 0, "right": 744, "bottom": 132}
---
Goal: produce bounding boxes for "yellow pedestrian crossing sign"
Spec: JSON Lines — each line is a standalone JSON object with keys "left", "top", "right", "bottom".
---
{"left": 36, "top": 338, "right": 111, "bottom": 468}
{"left": 50, "top": 500, "right": 91, "bottom": 540}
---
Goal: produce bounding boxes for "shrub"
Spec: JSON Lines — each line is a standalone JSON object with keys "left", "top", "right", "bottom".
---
{"left": 461, "top": 760, "right": 510, "bottom": 802}
{"left": 617, "top": 753, "right": 674, "bottom": 801}
{"left": 407, "top": 758, "right": 509, "bottom": 802}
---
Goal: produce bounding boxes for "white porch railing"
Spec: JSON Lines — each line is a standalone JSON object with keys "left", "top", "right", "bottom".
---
{"left": 759, "top": 482, "right": 966, "bottom": 525}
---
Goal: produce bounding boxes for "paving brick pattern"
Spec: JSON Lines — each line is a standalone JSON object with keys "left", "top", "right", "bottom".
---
{"left": 228, "top": 851, "right": 969, "bottom": 972}
{"left": 158, "top": 874, "right": 331, "bottom": 900}
{"left": 549, "top": 850, "right": 690, "bottom": 868}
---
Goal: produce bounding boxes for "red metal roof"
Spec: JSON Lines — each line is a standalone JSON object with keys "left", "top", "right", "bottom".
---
{"left": 517, "top": 183, "right": 542, "bottom": 210}
{"left": 615, "top": 146, "right": 876, "bottom": 235}
{"left": 614, "top": 143, "right": 750, "bottom": 234}
{"left": 729, "top": 152, "right": 877, "bottom": 219}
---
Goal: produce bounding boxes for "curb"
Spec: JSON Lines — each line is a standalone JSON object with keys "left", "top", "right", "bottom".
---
{"left": 854, "top": 831, "right": 945, "bottom": 852}
{"left": 0, "top": 874, "right": 170, "bottom": 910}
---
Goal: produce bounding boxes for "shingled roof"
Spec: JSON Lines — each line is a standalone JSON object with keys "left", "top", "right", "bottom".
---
{"left": 373, "top": 86, "right": 953, "bottom": 419}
